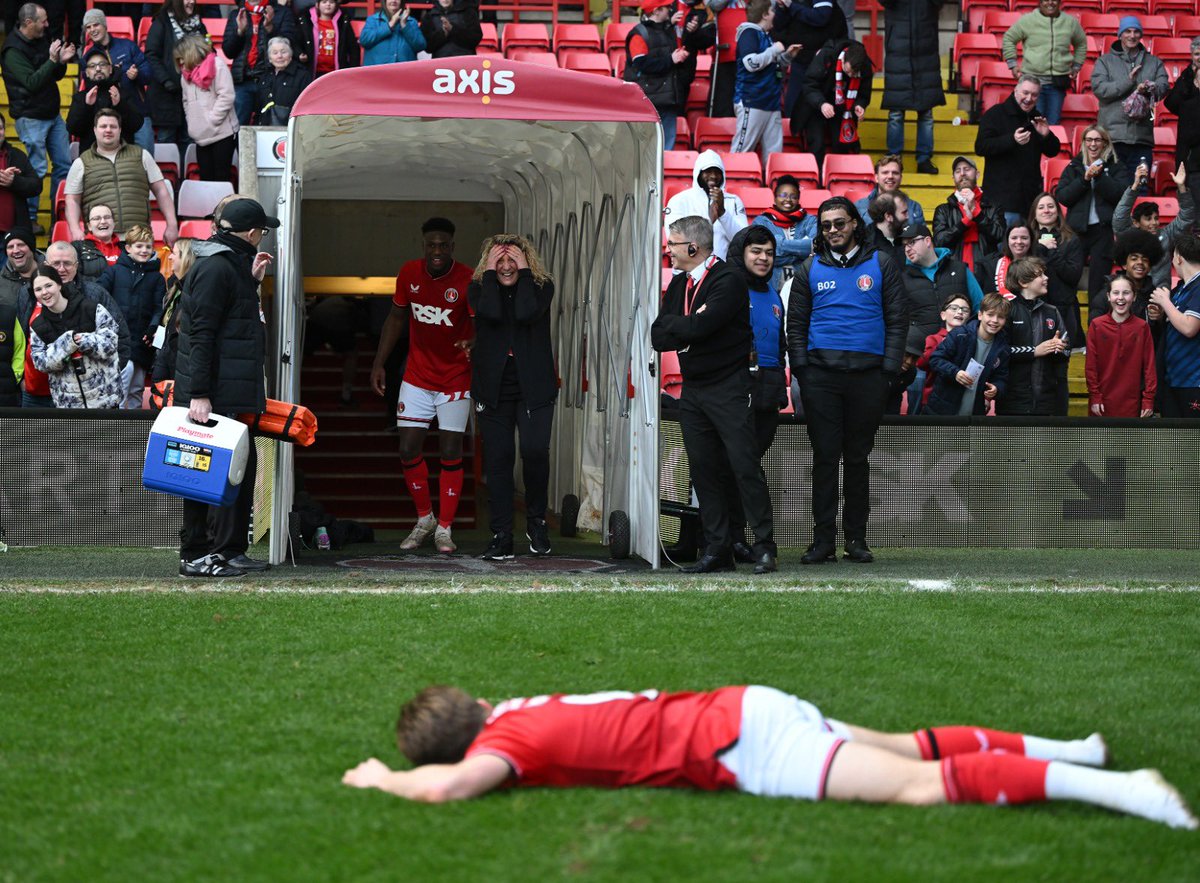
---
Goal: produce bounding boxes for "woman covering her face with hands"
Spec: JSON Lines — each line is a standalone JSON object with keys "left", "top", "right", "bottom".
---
{"left": 468, "top": 234, "right": 556, "bottom": 562}
{"left": 28, "top": 264, "right": 123, "bottom": 409}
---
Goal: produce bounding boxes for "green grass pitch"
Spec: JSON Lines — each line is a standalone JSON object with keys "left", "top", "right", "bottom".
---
{"left": 2, "top": 574, "right": 1199, "bottom": 882}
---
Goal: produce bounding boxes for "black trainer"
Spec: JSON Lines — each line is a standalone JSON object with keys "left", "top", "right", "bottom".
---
{"left": 480, "top": 532, "right": 515, "bottom": 561}
{"left": 226, "top": 553, "right": 271, "bottom": 572}
{"left": 527, "top": 518, "right": 551, "bottom": 556}
{"left": 843, "top": 539, "right": 874, "bottom": 563}
{"left": 179, "top": 555, "right": 246, "bottom": 578}
{"left": 800, "top": 542, "right": 838, "bottom": 565}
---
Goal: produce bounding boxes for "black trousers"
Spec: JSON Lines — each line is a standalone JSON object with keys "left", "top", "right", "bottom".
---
{"left": 197, "top": 135, "right": 237, "bottom": 183}
{"left": 179, "top": 436, "right": 257, "bottom": 561}
{"left": 799, "top": 365, "right": 887, "bottom": 546}
{"left": 1080, "top": 222, "right": 1114, "bottom": 308}
{"left": 679, "top": 370, "right": 775, "bottom": 556}
{"left": 477, "top": 398, "right": 553, "bottom": 534}
{"left": 725, "top": 404, "right": 781, "bottom": 545}
{"left": 1161, "top": 385, "right": 1200, "bottom": 418}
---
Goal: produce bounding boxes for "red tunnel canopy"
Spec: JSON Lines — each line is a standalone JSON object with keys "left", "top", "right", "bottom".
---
{"left": 292, "top": 57, "right": 661, "bottom": 123}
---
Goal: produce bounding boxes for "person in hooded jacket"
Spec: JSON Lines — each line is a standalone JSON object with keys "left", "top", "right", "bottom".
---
{"left": 66, "top": 46, "right": 144, "bottom": 151}
{"left": 360, "top": 0, "right": 426, "bottom": 66}
{"left": 752, "top": 174, "right": 816, "bottom": 291}
{"left": 223, "top": 0, "right": 299, "bottom": 125}
{"left": 996, "top": 256, "right": 1070, "bottom": 416}
{"left": 664, "top": 149, "right": 748, "bottom": 261}
{"left": 1091, "top": 17, "right": 1168, "bottom": 186}
{"left": 298, "top": 0, "right": 359, "bottom": 76}
{"left": 175, "top": 197, "right": 276, "bottom": 578}
{"left": 879, "top": 0, "right": 945, "bottom": 175}
{"left": 254, "top": 37, "right": 312, "bottom": 125}
{"left": 420, "top": 0, "right": 482, "bottom": 58}
{"left": 100, "top": 224, "right": 166, "bottom": 408}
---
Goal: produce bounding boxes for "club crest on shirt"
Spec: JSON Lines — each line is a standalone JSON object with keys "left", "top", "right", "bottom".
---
{"left": 1045, "top": 319, "right": 1055, "bottom": 330}
{"left": 397, "top": 402, "right": 405, "bottom": 413}
{"left": 444, "top": 288, "right": 460, "bottom": 303}
{"left": 856, "top": 274, "right": 873, "bottom": 291}
{"left": 0, "top": 330, "right": 6, "bottom": 343}
{"left": 409, "top": 284, "right": 420, "bottom": 294}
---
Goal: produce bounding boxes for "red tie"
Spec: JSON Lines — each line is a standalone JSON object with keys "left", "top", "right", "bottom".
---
{"left": 684, "top": 275, "right": 696, "bottom": 315}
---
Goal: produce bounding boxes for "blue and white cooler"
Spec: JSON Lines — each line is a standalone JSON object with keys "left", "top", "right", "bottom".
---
{"left": 143, "top": 407, "right": 251, "bottom": 506}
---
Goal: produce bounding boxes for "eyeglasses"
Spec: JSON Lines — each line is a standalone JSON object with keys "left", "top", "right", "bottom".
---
{"left": 48, "top": 260, "right": 77, "bottom": 268}
{"left": 902, "top": 238, "right": 928, "bottom": 249}
{"left": 665, "top": 239, "right": 693, "bottom": 248}
{"left": 1083, "top": 136, "right": 1104, "bottom": 143}
{"left": 86, "top": 61, "right": 111, "bottom": 70}
{"left": 819, "top": 218, "right": 851, "bottom": 232}
{"left": 945, "top": 305, "right": 971, "bottom": 314}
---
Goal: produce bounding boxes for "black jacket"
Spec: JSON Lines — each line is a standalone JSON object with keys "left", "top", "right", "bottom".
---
{"left": 879, "top": 0, "right": 945, "bottom": 112}
{"left": 975, "top": 94, "right": 1061, "bottom": 215}
{"left": 900, "top": 251, "right": 976, "bottom": 356}
{"left": 0, "top": 141, "right": 42, "bottom": 233}
{"left": 795, "top": 38, "right": 874, "bottom": 134}
{"left": 174, "top": 233, "right": 267, "bottom": 414}
{"left": 1164, "top": 66, "right": 1200, "bottom": 170}
{"left": 145, "top": 14, "right": 209, "bottom": 128}
{"left": 651, "top": 258, "right": 752, "bottom": 387}
{"left": 101, "top": 251, "right": 166, "bottom": 369}
{"left": 223, "top": 0, "right": 299, "bottom": 85}
{"left": 865, "top": 225, "right": 903, "bottom": 265}
{"left": 469, "top": 268, "right": 557, "bottom": 409}
{"left": 1030, "top": 229, "right": 1084, "bottom": 325}
{"left": 297, "top": 8, "right": 360, "bottom": 74}
{"left": 932, "top": 192, "right": 1007, "bottom": 271}
{"left": 775, "top": 0, "right": 846, "bottom": 116}
{"left": 786, "top": 244, "right": 909, "bottom": 373}
{"left": 926, "top": 319, "right": 1011, "bottom": 415}
{"left": 1, "top": 28, "right": 67, "bottom": 120}
{"left": 624, "top": 19, "right": 686, "bottom": 114}
{"left": 254, "top": 60, "right": 312, "bottom": 123}
{"left": 997, "top": 294, "right": 1069, "bottom": 416}
{"left": 1054, "top": 155, "right": 1130, "bottom": 230}
{"left": 420, "top": 0, "right": 482, "bottom": 58}
{"left": 65, "top": 79, "right": 145, "bottom": 149}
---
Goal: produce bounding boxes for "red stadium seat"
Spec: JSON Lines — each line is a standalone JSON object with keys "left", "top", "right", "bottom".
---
{"left": 765, "top": 152, "right": 820, "bottom": 190}
{"left": 1153, "top": 160, "right": 1180, "bottom": 195}
{"left": 1043, "top": 156, "right": 1070, "bottom": 192}
{"left": 981, "top": 10, "right": 1022, "bottom": 36}
{"left": 148, "top": 178, "right": 173, "bottom": 221}
{"left": 822, "top": 154, "right": 874, "bottom": 190}
{"left": 1151, "top": 0, "right": 1195, "bottom": 16}
{"left": 720, "top": 152, "right": 764, "bottom": 186}
{"left": 179, "top": 219, "right": 213, "bottom": 239}
{"left": 1135, "top": 195, "right": 1178, "bottom": 224}
{"left": 694, "top": 117, "right": 736, "bottom": 152}
{"left": 1150, "top": 36, "right": 1192, "bottom": 69}
{"left": 561, "top": 51, "right": 610, "bottom": 75}
{"left": 51, "top": 220, "right": 69, "bottom": 242}
{"left": 663, "top": 178, "right": 690, "bottom": 205}
{"left": 964, "top": 0, "right": 1008, "bottom": 33}
{"left": 1155, "top": 98, "right": 1177, "bottom": 124}
{"left": 151, "top": 219, "right": 168, "bottom": 245}
{"left": 1104, "top": 0, "right": 1150, "bottom": 12}
{"left": 1172, "top": 15, "right": 1200, "bottom": 38}
{"left": 1153, "top": 125, "right": 1177, "bottom": 168}
{"left": 664, "top": 150, "right": 699, "bottom": 177}
{"left": 953, "top": 33, "right": 1001, "bottom": 89}
{"left": 137, "top": 16, "right": 152, "bottom": 50}
{"left": 1058, "top": 93, "right": 1100, "bottom": 131}
{"left": 553, "top": 23, "right": 602, "bottom": 58}
{"left": 510, "top": 50, "right": 559, "bottom": 67}
{"left": 973, "top": 60, "right": 1015, "bottom": 96}
{"left": 1076, "top": 60, "right": 1095, "bottom": 94}
{"left": 686, "top": 81, "right": 709, "bottom": 114}
{"left": 502, "top": 22, "right": 550, "bottom": 57}
{"left": 1079, "top": 13, "right": 1121, "bottom": 36}
{"left": 798, "top": 188, "right": 832, "bottom": 215}
{"left": 350, "top": 19, "right": 364, "bottom": 37}
{"left": 104, "top": 15, "right": 135, "bottom": 41}
{"left": 203, "top": 18, "right": 225, "bottom": 46}
{"left": 54, "top": 180, "right": 65, "bottom": 219}
{"left": 674, "top": 115, "right": 692, "bottom": 149}
{"left": 1048, "top": 125, "right": 1073, "bottom": 158}
{"left": 479, "top": 22, "right": 499, "bottom": 51}
{"left": 605, "top": 21, "right": 635, "bottom": 69}
{"left": 979, "top": 83, "right": 1012, "bottom": 112}
{"left": 694, "top": 52, "right": 713, "bottom": 84}
{"left": 735, "top": 185, "right": 774, "bottom": 217}
{"left": 1137, "top": 14, "right": 1174, "bottom": 37}
{"left": 838, "top": 184, "right": 873, "bottom": 203}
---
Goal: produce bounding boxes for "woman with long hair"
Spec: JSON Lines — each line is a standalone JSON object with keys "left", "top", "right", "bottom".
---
{"left": 974, "top": 222, "right": 1033, "bottom": 298}
{"left": 150, "top": 237, "right": 196, "bottom": 404}
{"left": 174, "top": 34, "right": 239, "bottom": 182}
{"left": 1053, "top": 124, "right": 1129, "bottom": 309}
{"left": 1027, "top": 191, "right": 1085, "bottom": 346}
{"left": 468, "top": 234, "right": 556, "bottom": 561}
{"left": 28, "top": 264, "right": 123, "bottom": 409}
{"left": 145, "top": 0, "right": 209, "bottom": 147}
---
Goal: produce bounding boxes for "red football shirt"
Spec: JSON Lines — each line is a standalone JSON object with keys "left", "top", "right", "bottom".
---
{"left": 465, "top": 687, "right": 746, "bottom": 790}
{"left": 392, "top": 259, "right": 475, "bottom": 395}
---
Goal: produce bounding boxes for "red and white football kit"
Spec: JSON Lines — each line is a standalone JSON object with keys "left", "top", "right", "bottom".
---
{"left": 392, "top": 259, "right": 475, "bottom": 401}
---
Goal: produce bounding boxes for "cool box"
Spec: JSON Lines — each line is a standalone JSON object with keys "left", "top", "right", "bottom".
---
{"left": 143, "top": 407, "right": 250, "bottom": 506}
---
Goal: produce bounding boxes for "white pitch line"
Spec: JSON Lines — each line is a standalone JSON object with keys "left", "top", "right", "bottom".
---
{"left": 4, "top": 583, "right": 1200, "bottom": 595}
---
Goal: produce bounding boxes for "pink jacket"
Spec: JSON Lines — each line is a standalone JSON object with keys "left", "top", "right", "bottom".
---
{"left": 181, "top": 53, "right": 239, "bottom": 146}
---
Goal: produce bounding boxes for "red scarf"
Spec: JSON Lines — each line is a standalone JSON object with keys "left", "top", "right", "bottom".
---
{"left": 245, "top": 0, "right": 269, "bottom": 68}
{"left": 0, "top": 145, "right": 17, "bottom": 232}
{"left": 760, "top": 206, "right": 807, "bottom": 227}
{"left": 995, "top": 255, "right": 1014, "bottom": 298}
{"left": 833, "top": 52, "right": 860, "bottom": 144}
{"left": 957, "top": 188, "right": 982, "bottom": 269}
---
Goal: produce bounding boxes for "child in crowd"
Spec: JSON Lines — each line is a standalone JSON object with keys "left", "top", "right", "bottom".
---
{"left": 997, "top": 257, "right": 1070, "bottom": 416}
{"left": 299, "top": 0, "right": 359, "bottom": 76}
{"left": 175, "top": 34, "right": 240, "bottom": 182}
{"left": 916, "top": 293, "right": 972, "bottom": 411}
{"left": 1086, "top": 272, "right": 1157, "bottom": 417}
{"left": 926, "top": 292, "right": 1011, "bottom": 416}
{"left": 102, "top": 224, "right": 167, "bottom": 409}
{"left": 731, "top": 0, "right": 800, "bottom": 162}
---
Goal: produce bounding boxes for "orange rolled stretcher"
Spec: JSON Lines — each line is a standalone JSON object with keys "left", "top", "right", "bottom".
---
{"left": 150, "top": 381, "right": 318, "bottom": 447}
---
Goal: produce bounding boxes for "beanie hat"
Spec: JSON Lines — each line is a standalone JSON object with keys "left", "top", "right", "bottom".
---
{"left": 1117, "top": 16, "right": 1142, "bottom": 37}
{"left": 82, "top": 8, "right": 106, "bottom": 27}
{"left": 4, "top": 229, "right": 36, "bottom": 251}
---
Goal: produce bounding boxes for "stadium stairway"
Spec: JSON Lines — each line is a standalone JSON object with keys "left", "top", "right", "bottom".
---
{"left": 294, "top": 332, "right": 480, "bottom": 532}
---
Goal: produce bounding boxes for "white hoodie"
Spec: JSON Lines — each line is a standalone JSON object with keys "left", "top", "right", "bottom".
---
{"left": 663, "top": 149, "right": 748, "bottom": 260}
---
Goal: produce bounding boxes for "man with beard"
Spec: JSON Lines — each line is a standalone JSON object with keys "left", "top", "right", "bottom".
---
{"left": 932, "top": 155, "right": 1007, "bottom": 274}
{"left": 786, "top": 196, "right": 907, "bottom": 564}
{"left": 975, "top": 75, "right": 1061, "bottom": 226}
{"left": 63, "top": 108, "right": 179, "bottom": 245}
{"left": 79, "top": 9, "right": 154, "bottom": 151}
{"left": 66, "top": 46, "right": 144, "bottom": 151}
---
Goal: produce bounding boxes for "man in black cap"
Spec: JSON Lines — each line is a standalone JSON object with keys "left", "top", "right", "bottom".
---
{"left": 931, "top": 155, "right": 1007, "bottom": 275}
{"left": 175, "top": 197, "right": 279, "bottom": 578}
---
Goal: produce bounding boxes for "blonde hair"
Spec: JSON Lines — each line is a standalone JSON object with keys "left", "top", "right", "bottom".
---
{"left": 1078, "top": 125, "right": 1116, "bottom": 165}
{"left": 172, "top": 237, "right": 197, "bottom": 280}
{"left": 124, "top": 223, "right": 154, "bottom": 245}
{"left": 472, "top": 233, "right": 552, "bottom": 284}
{"left": 173, "top": 33, "right": 212, "bottom": 71}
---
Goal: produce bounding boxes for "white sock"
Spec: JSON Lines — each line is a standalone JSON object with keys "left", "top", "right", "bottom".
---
{"left": 1023, "top": 732, "right": 1108, "bottom": 767}
{"left": 1045, "top": 762, "right": 1198, "bottom": 829}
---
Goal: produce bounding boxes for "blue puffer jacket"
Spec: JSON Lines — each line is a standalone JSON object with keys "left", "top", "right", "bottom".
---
{"left": 359, "top": 11, "right": 426, "bottom": 65}
{"left": 926, "top": 319, "right": 1010, "bottom": 415}
{"left": 101, "top": 251, "right": 166, "bottom": 369}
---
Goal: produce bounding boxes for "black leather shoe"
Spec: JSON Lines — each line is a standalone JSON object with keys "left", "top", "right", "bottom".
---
{"left": 800, "top": 542, "right": 838, "bottom": 565}
{"left": 680, "top": 553, "right": 736, "bottom": 574}
{"left": 226, "top": 554, "right": 271, "bottom": 572}
{"left": 917, "top": 160, "right": 939, "bottom": 175}
{"left": 843, "top": 540, "right": 874, "bottom": 563}
{"left": 753, "top": 551, "right": 777, "bottom": 574}
{"left": 731, "top": 541, "right": 756, "bottom": 564}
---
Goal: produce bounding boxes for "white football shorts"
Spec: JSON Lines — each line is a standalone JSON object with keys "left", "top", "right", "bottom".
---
{"left": 397, "top": 382, "right": 471, "bottom": 432}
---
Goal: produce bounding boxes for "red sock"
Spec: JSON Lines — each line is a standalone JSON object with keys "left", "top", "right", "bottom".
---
{"left": 915, "top": 726, "right": 1027, "bottom": 760}
{"left": 941, "top": 752, "right": 1048, "bottom": 805}
{"left": 402, "top": 457, "right": 432, "bottom": 517}
{"left": 438, "top": 458, "right": 464, "bottom": 528}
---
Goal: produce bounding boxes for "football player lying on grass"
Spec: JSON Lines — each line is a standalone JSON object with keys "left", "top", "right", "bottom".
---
{"left": 342, "top": 685, "right": 1197, "bottom": 830}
